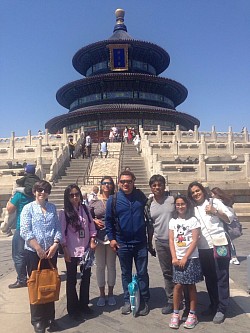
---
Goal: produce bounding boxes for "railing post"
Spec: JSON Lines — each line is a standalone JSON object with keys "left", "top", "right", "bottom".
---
{"left": 200, "top": 134, "right": 207, "bottom": 154}
{"left": 244, "top": 153, "right": 250, "bottom": 180}
{"left": 211, "top": 125, "right": 217, "bottom": 141}
{"left": 36, "top": 156, "right": 43, "bottom": 179}
{"left": 26, "top": 130, "right": 32, "bottom": 146}
{"left": 157, "top": 125, "right": 162, "bottom": 142}
{"left": 175, "top": 125, "right": 181, "bottom": 142}
{"left": 44, "top": 129, "right": 49, "bottom": 145}
{"left": 9, "top": 131, "right": 15, "bottom": 160}
{"left": 228, "top": 126, "right": 234, "bottom": 154}
{"left": 243, "top": 127, "right": 249, "bottom": 142}
{"left": 36, "top": 137, "right": 42, "bottom": 158}
{"left": 171, "top": 136, "right": 178, "bottom": 155}
{"left": 199, "top": 153, "right": 207, "bottom": 182}
{"left": 194, "top": 125, "right": 199, "bottom": 141}
{"left": 63, "top": 127, "right": 67, "bottom": 145}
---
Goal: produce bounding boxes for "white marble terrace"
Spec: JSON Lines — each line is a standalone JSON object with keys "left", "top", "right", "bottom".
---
{"left": 140, "top": 125, "right": 250, "bottom": 186}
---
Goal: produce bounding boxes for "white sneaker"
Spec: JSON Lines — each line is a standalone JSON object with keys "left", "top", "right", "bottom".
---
{"left": 230, "top": 257, "right": 240, "bottom": 265}
{"left": 97, "top": 297, "right": 105, "bottom": 307}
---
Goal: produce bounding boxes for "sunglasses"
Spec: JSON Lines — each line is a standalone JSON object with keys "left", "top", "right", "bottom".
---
{"left": 69, "top": 192, "right": 80, "bottom": 198}
{"left": 119, "top": 179, "right": 133, "bottom": 184}
{"left": 37, "top": 188, "right": 50, "bottom": 194}
{"left": 101, "top": 181, "right": 112, "bottom": 185}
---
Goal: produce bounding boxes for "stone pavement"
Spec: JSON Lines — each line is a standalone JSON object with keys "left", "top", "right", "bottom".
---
{"left": 0, "top": 223, "right": 249, "bottom": 333}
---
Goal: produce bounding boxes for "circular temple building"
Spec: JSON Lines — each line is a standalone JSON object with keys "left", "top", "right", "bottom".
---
{"left": 45, "top": 9, "right": 200, "bottom": 140}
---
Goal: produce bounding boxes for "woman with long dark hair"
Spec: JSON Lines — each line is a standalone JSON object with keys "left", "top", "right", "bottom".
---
{"left": 211, "top": 187, "right": 240, "bottom": 265}
{"left": 89, "top": 176, "right": 117, "bottom": 307}
{"left": 187, "top": 181, "right": 234, "bottom": 324}
{"left": 59, "top": 184, "right": 97, "bottom": 320}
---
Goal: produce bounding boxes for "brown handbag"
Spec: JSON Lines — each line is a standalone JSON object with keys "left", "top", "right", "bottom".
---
{"left": 27, "top": 259, "right": 61, "bottom": 305}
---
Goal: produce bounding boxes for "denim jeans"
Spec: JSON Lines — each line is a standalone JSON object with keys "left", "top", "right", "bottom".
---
{"left": 117, "top": 243, "right": 150, "bottom": 304}
{"left": 12, "top": 228, "right": 27, "bottom": 284}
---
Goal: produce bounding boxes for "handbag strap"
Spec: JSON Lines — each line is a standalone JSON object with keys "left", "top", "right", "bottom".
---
{"left": 37, "top": 259, "right": 56, "bottom": 271}
{"left": 195, "top": 206, "right": 214, "bottom": 242}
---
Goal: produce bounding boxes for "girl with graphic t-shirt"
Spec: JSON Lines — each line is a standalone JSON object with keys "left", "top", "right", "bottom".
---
{"left": 169, "top": 195, "right": 203, "bottom": 329}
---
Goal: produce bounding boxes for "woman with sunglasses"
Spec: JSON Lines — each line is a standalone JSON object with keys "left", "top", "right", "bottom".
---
{"left": 89, "top": 176, "right": 117, "bottom": 307}
{"left": 20, "top": 180, "right": 62, "bottom": 333}
{"left": 59, "top": 184, "right": 97, "bottom": 320}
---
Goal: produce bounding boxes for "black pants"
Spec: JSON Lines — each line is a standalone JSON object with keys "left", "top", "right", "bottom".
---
{"left": 25, "top": 250, "right": 58, "bottom": 326}
{"left": 66, "top": 257, "right": 91, "bottom": 315}
{"left": 199, "top": 248, "right": 230, "bottom": 314}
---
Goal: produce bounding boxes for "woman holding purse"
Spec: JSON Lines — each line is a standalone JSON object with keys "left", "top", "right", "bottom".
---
{"left": 59, "top": 184, "right": 97, "bottom": 320}
{"left": 20, "top": 180, "right": 62, "bottom": 333}
{"left": 187, "top": 181, "right": 234, "bottom": 324}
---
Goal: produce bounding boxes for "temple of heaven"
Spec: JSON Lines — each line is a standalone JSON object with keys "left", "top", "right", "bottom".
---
{"left": 45, "top": 8, "right": 200, "bottom": 140}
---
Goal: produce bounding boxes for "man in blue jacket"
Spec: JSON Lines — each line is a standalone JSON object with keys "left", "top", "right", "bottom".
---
{"left": 106, "top": 170, "right": 151, "bottom": 316}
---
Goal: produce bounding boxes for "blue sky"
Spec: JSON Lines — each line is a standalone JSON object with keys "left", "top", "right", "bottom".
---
{"left": 1, "top": 0, "right": 249, "bottom": 137}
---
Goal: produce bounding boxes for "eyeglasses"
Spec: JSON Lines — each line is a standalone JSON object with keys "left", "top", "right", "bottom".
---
{"left": 101, "top": 182, "right": 112, "bottom": 186}
{"left": 175, "top": 203, "right": 187, "bottom": 207}
{"left": 69, "top": 192, "right": 80, "bottom": 198}
{"left": 119, "top": 179, "right": 133, "bottom": 184}
{"left": 37, "top": 188, "right": 50, "bottom": 194}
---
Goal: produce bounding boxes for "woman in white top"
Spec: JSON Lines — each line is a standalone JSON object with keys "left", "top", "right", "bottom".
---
{"left": 187, "top": 181, "right": 234, "bottom": 324}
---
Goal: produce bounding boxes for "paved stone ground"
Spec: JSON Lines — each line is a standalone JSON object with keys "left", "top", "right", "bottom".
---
{"left": 0, "top": 223, "right": 249, "bottom": 332}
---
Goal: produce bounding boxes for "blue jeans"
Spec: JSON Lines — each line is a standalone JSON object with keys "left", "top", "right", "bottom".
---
{"left": 117, "top": 243, "right": 150, "bottom": 303}
{"left": 12, "top": 229, "right": 27, "bottom": 284}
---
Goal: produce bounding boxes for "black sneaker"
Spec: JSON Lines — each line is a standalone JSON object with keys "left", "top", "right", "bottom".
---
{"left": 68, "top": 313, "right": 84, "bottom": 321}
{"left": 162, "top": 303, "right": 173, "bottom": 315}
{"left": 81, "top": 305, "right": 94, "bottom": 315}
{"left": 8, "top": 281, "right": 27, "bottom": 289}
{"left": 47, "top": 320, "right": 61, "bottom": 332}
{"left": 138, "top": 302, "right": 149, "bottom": 316}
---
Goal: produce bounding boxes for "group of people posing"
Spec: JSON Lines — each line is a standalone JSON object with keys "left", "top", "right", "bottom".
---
{"left": 7, "top": 167, "right": 238, "bottom": 332}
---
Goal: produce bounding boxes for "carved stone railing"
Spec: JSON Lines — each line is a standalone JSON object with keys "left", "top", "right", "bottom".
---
{"left": 0, "top": 127, "right": 85, "bottom": 183}
{"left": 140, "top": 125, "right": 250, "bottom": 183}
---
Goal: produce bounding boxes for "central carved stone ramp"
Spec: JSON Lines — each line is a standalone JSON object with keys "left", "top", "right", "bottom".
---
{"left": 50, "top": 158, "right": 90, "bottom": 210}
{"left": 121, "top": 144, "right": 150, "bottom": 196}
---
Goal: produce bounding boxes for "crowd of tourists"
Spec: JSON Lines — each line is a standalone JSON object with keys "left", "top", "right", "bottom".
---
{"left": 3, "top": 162, "right": 241, "bottom": 332}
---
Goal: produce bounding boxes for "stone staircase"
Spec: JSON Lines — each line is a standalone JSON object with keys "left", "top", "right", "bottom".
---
{"left": 121, "top": 144, "right": 151, "bottom": 196}
{"left": 49, "top": 158, "right": 90, "bottom": 210}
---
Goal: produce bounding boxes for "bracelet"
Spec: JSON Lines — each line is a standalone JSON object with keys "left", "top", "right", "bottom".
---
{"left": 54, "top": 240, "right": 60, "bottom": 244}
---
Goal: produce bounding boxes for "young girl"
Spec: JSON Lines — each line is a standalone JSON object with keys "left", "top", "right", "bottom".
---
{"left": 169, "top": 195, "right": 203, "bottom": 329}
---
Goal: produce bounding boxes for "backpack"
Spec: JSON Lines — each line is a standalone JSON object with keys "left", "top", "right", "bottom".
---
{"left": 224, "top": 216, "right": 243, "bottom": 240}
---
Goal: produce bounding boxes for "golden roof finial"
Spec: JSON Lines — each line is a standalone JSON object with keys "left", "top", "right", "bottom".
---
{"left": 115, "top": 8, "right": 125, "bottom": 25}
